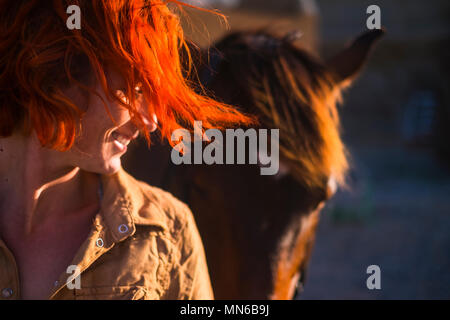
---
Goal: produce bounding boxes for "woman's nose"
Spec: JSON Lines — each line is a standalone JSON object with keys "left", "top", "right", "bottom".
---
{"left": 130, "top": 112, "right": 158, "bottom": 134}
{"left": 142, "top": 114, "right": 158, "bottom": 133}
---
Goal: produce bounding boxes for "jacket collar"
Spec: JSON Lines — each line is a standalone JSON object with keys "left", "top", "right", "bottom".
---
{"left": 99, "top": 168, "right": 168, "bottom": 243}
{"left": 49, "top": 168, "right": 168, "bottom": 299}
{"left": 49, "top": 167, "right": 169, "bottom": 299}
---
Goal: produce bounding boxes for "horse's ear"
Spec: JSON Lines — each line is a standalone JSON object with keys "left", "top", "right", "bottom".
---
{"left": 326, "top": 29, "right": 385, "bottom": 86}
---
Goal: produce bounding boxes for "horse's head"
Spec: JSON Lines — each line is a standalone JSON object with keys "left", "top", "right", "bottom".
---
{"left": 183, "top": 29, "right": 384, "bottom": 299}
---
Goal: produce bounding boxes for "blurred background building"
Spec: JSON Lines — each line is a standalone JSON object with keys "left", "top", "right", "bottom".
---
{"left": 180, "top": 0, "right": 320, "bottom": 51}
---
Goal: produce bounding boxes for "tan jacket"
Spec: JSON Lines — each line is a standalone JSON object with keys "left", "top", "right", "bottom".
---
{"left": 0, "top": 169, "right": 214, "bottom": 300}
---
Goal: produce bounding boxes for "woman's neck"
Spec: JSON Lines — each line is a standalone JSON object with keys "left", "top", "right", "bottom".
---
{"left": 0, "top": 133, "right": 99, "bottom": 238}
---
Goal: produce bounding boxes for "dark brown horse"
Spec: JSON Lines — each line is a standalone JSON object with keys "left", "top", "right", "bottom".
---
{"left": 123, "top": 29, "right": 384, "bottom": 299}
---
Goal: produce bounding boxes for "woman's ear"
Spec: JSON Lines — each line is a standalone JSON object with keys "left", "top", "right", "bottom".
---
{"left": 326, "top": 29, "right": 385, "bottom": 87}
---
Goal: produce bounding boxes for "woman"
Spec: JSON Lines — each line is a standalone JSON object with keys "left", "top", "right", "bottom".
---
{"left": 0, "top": 0, "right": 250, "bottom": 299}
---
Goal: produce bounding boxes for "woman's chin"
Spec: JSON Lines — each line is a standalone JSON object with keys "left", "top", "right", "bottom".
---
{"left": 83, "top": 156, "right": 122, "bottom": 176}
{"left": 103, "top": 157, "right": 122, "bottom": 175}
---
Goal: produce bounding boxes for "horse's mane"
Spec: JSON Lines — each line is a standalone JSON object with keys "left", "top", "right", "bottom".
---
{"left": 198, "top": 30, "right": 348, "bottom": 193}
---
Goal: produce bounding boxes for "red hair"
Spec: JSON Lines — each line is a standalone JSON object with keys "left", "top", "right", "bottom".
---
{"left": 0, "top": 0, "right": 253, "bottom": 150}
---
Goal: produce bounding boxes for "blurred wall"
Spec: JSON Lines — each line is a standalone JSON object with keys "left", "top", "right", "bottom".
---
{"left": 301, "top": 0, "right": 450, "bottom": 299}
{"left": 316, "top": 0, "right": 449, "bottom": 159}
{"left": 178, "top": 0, "right": 320, "bottom": 52}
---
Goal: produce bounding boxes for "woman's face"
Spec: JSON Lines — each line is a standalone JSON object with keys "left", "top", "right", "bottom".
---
{"left": 61, "top": 68, "right": 156, "bottom": 175}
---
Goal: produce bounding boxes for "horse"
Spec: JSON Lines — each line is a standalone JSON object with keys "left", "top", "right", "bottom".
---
{"left": 122, "top": 29, "right": 384, "bottom": 299}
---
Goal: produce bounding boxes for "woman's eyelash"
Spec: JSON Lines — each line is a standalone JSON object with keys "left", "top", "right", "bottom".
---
{"left": 135, "top": 86, "right": 143, "bottom": 94}
{"left": 117, "top": 87, "right": 142, "bottom": 101}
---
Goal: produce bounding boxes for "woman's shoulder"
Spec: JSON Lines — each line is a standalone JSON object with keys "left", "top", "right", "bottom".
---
{"left": 63, "top": 168, "right": 213, "bottom": 300}
{"left": 115, "top": 169, "right": 214, "bottom": 299}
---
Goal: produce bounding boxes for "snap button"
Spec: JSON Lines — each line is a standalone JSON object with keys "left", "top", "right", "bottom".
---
{"left": 1, "top": 288, "right": 13, "bottom": 298}
{"left": 118, "top": 224, "right": 129, "bottom": 234}
{"left": 96, "top": 237, "right": 104, "bottom": 247}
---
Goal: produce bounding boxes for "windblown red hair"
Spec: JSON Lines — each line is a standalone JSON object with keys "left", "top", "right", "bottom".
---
{"left": 0, "top": 0, "right": 252, "bottom": 150}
